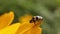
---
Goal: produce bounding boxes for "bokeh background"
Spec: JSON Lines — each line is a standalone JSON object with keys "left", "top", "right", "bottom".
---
{"left": 0, "top": 0, "right": 60, "bottom": 34}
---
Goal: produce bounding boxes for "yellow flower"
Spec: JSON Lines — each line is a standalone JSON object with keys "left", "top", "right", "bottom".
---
{"left": 0, "top": 11, "right": 42, "bottom": 34}
{"left": 0, "top": 11, "right": 20, "bottom": 34}
{"left": 16, "top": 14, "right": 42, "bottom": 34}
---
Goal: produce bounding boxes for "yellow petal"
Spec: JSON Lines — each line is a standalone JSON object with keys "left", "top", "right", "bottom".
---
{"left": 16, "top": 14, "right": 35, "bottom": 34}
{"left": 23, "top": 26, "right": 42, "bottom": 34}
{"left": 19, "top": 14, "right": 32, "bottom": 23}
{"left": 16, "top": 22, "right": 34, "bottom": 34}
{"left": 0, "top": 23, "right": 20, "bottom": 34}
{"left": 0, "top": 11, "right": 14, "bottom": 29}
{"left": 17, "top": 14, "right": 42, "bottom": 34}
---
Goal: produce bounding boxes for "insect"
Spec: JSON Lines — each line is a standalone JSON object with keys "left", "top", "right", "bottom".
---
{"left": 30, "top": 16, "right": 43, "bottom": 24}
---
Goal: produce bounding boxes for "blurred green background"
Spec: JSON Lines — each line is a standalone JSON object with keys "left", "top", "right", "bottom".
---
{"left": 0, "top": 0, "right": 60, "bottom": 34}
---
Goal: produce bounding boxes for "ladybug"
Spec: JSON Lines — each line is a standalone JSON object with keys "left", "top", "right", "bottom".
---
{"left": 30, "top": 16, "right": 43, "bottom": 24}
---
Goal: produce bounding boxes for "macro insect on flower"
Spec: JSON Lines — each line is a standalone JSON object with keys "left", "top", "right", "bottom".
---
{"left": 16, "top": 15, "right": 43, "bottom": 34}
{"left": 0, "top": 11, "right": 43, "bottom": 34}
{"left": 30, "top": 16, "right": 43, "bottom": 26}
